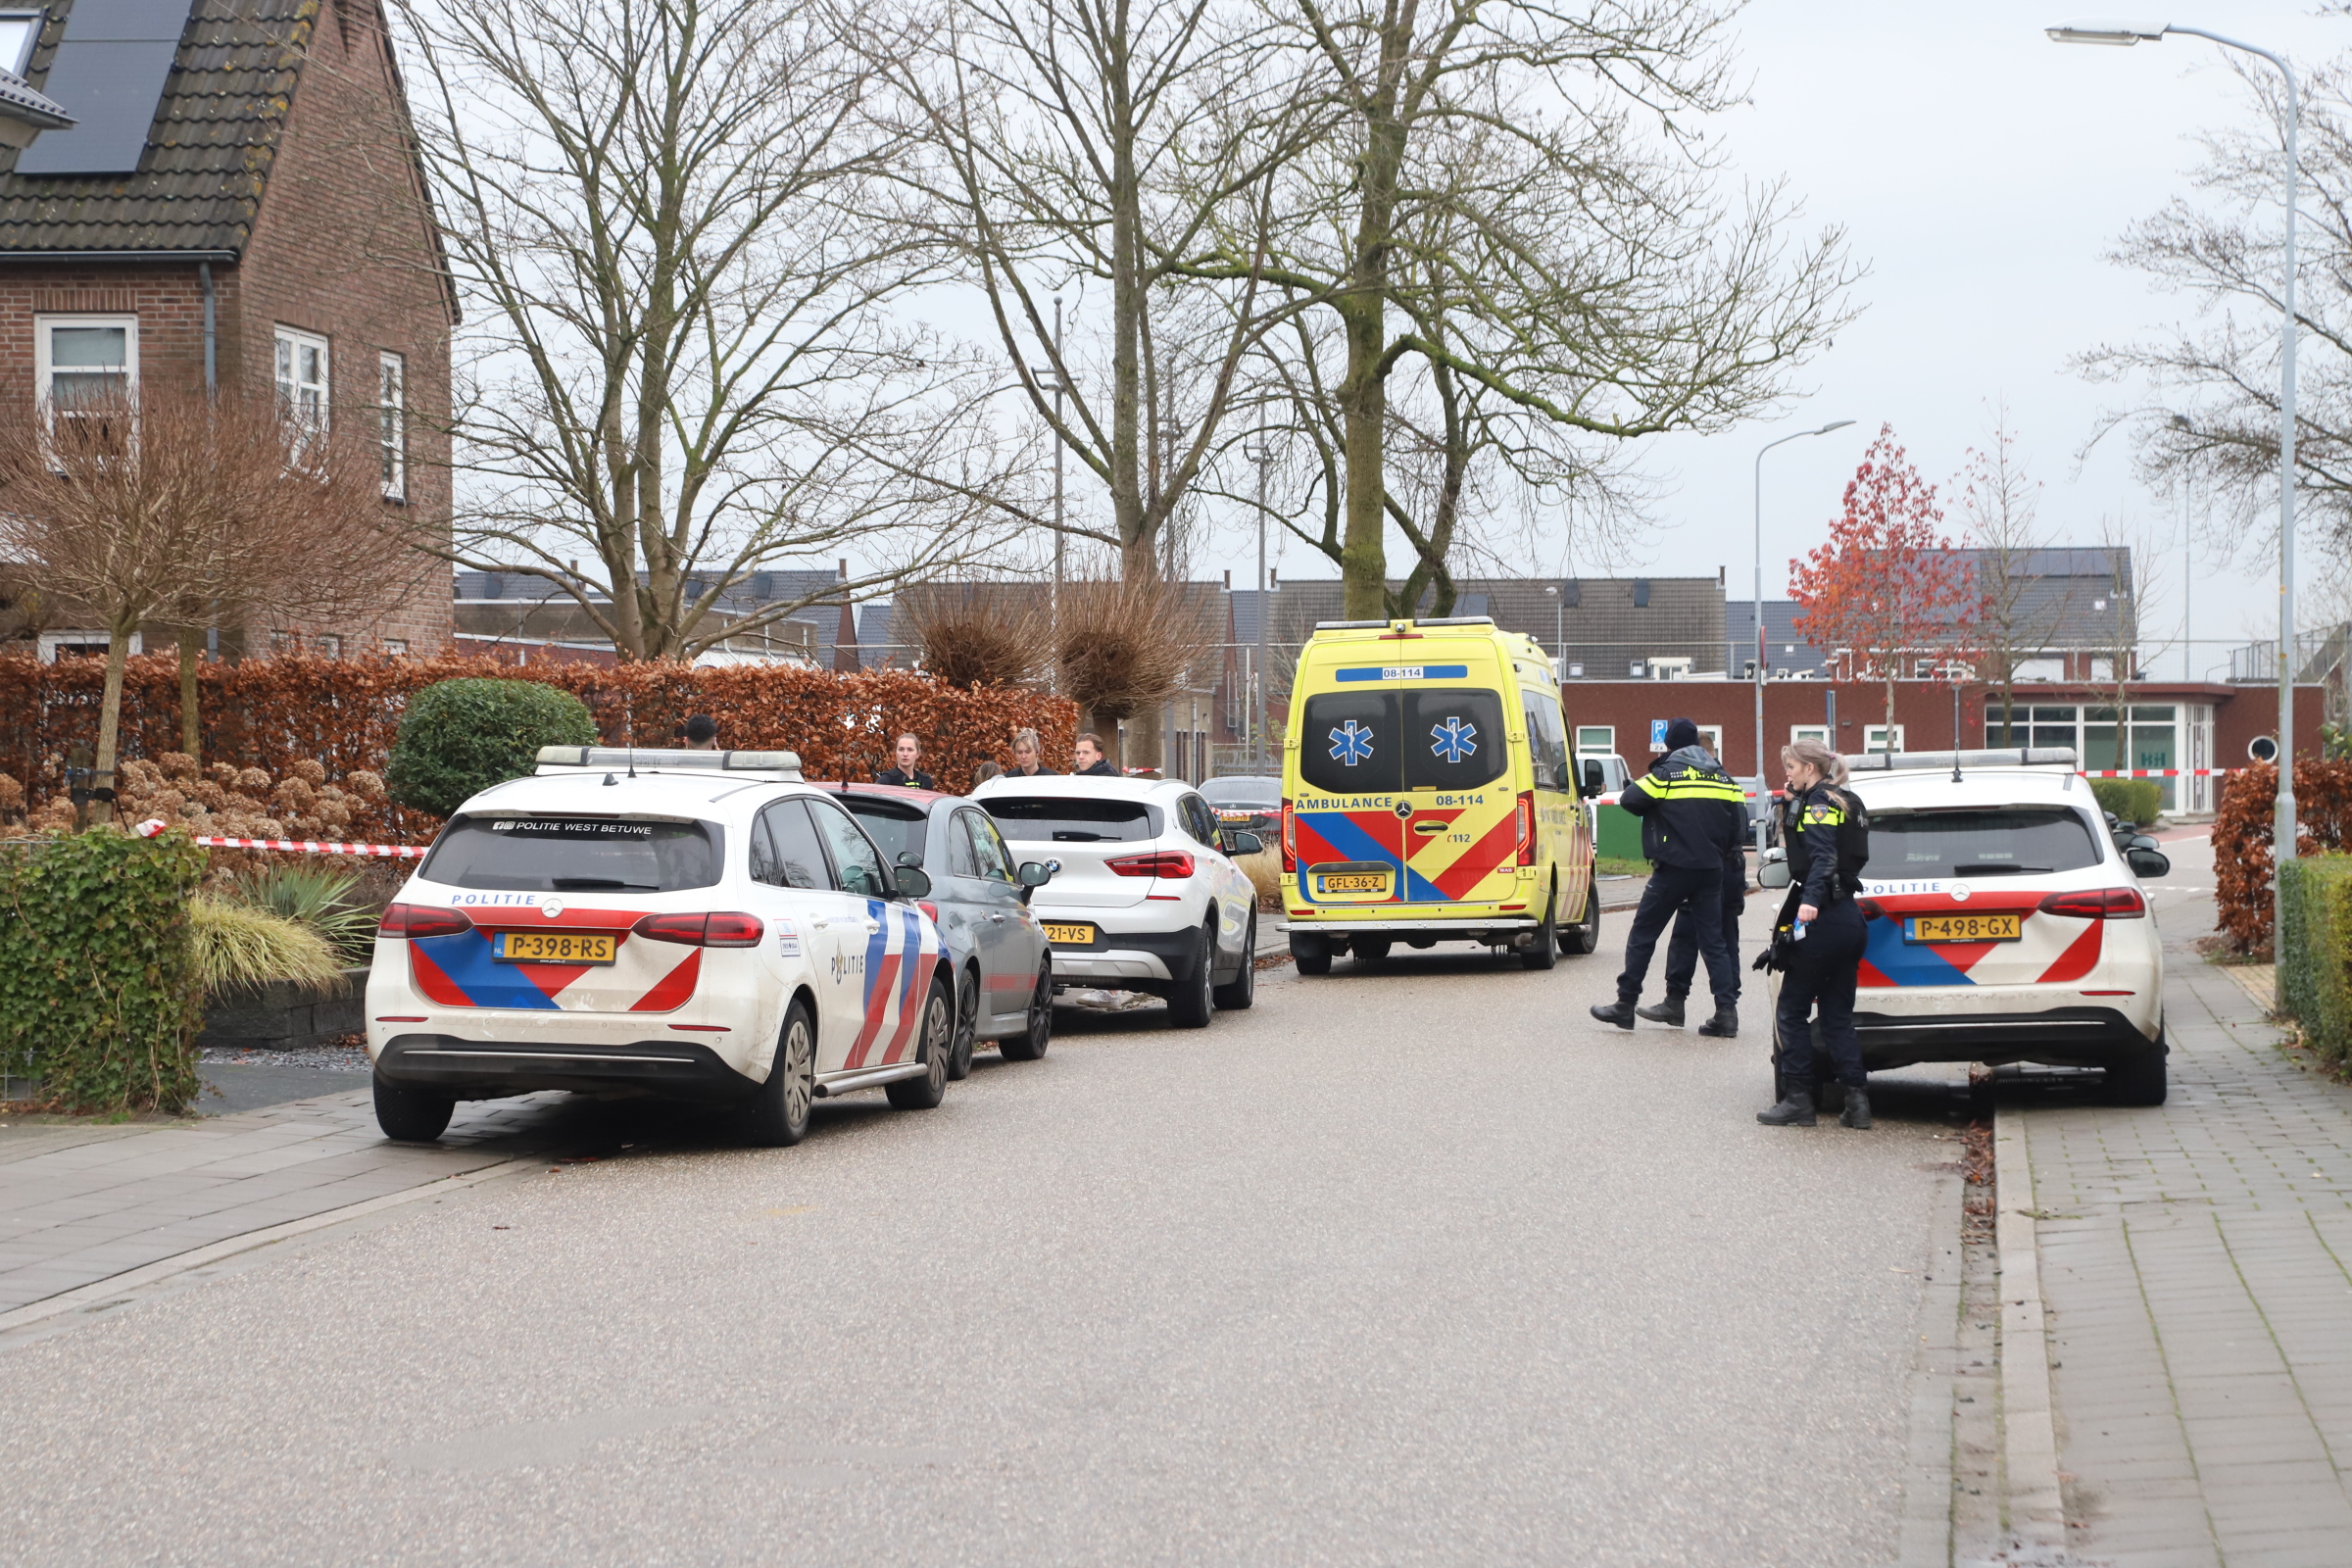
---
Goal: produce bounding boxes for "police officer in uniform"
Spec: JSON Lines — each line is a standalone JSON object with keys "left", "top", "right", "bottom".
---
{"left": 1758, "top": 738, "right": 1872, "bottom": 1129}
{"left": 1637, "top": 822, "right": 1748, "bottom": 1028}
{"left": 1591, "top": 717, "right": 1749, "bottom": 1035}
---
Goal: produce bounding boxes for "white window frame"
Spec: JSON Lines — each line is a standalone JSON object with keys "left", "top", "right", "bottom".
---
{"left": 1695, "top": 724, "right": 1724, "bottom": 757}
{"left": 1575, "top": 725, "right": 1615, "bottom": 755}
{"left": 1863, "top": 724, "right": 1905, "bottom": 754}
{"left": 0, "top": 10, "right": 42, "bottom": 75}
{"left": 38, "top": 630, "right": 139, "bottom": 663}
{"left": 1788, "top": 724, "right": 1831, "bottom": 746}
{"left": 34, "top": 314, "right": 138, "bottom": 429}
{"left": 274, "top": 325, "right": 330, "bottom": 456}
{"left": 378, "top": 350, "right": 407, "bottom": 501}
{"left": 382, "top": 638, "right": 410, "bottom": 656}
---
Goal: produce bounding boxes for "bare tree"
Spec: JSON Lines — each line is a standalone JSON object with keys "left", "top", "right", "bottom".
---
{"left": 1954, "top": 410, "right": 2060, "bottom": 746}
{"left": 2091, "top": 519, "right": 2162, "bottom": 771}
{"left": 0, "top": 386, "right": 418, "bottom": 816}
{"left": 386, "top": 0, "right": 1020, "bottom": 662}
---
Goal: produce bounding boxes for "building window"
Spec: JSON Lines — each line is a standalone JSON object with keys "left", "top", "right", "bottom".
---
{"left": 274, "top": 326, "right": 330, "bottom": 455}
{"left": 0, "top": 10, "right": 40, "bottom": 74}
{"left": 1575, "top": 726, "right": 1614, "bottom": 755}
{"left": 1863, "top": 724, "right": 1904, "bottom": 754}
{"left": 35, "top": 316, "right": 137, "bottom": 430}
{"left": 38, "top": 630, "right": 136, "bottom": 662}
{"left": 270, "top": 630, "right": 298, "bottom": 657}
{"left": 316, "top": 634, "right": 343, "bottom": 660}
{"left": 1789, "top": 725, "right": 1830, "bottom": 746}
{"left": 383, "top": 638, "right": 410, "bottom": 656}
{"left": 378, "top": 351, "right": 406, "bottom": 500}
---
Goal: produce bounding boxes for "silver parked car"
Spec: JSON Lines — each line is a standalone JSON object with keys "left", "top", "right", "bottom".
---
{"left": 819, "top": 783, "right": 1055, "bottom": 1076}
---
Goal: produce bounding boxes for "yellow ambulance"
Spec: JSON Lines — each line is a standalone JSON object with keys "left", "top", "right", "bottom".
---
{"left": 1279, "top": 616, "right": 1599, "bottom": 973}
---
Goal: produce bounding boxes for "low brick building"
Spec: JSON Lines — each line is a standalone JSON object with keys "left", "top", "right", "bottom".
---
{"left": 0, "top": 0, "right": 453, "bottom": 657}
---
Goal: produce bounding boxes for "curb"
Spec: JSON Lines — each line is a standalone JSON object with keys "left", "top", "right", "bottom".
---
{"left": 1897, "top": 1170, "right": 1965, "bottom": 1567}
{"left": 0, "top": 1156, "right": 534, "bottom": 1342}
{"left": 1994, "top": 1109, "right": 2067, "bottom": 1552}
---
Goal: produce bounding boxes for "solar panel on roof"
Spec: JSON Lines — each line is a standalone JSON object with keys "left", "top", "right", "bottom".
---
{"left": 14, "top": 0, "right": 188, "bottom": 174}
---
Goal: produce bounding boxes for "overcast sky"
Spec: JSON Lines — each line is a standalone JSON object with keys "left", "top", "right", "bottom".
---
{"left": 1210, "top": 0, "right": 2342, "bottom": 675}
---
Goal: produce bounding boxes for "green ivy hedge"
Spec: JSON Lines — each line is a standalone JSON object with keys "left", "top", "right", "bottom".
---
{"left": 384, "top": 677, "right": 599, "bottom": 818}
{"left": 2088, "top": 777, "right": 2163, "bottom": 828}
{"left": 2276, "top": 855, "right": 2352, "bottom": 1068}
{"left": 0, "top": 830, "right": 208, "bottom": 1112}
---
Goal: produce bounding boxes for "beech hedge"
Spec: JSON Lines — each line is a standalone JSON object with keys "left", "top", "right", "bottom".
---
{"left": 2211, "top": 760, "right": 2352, "bottom": 952}
{"left": 0, "top": 829, "right": 207, "bottom": 1113}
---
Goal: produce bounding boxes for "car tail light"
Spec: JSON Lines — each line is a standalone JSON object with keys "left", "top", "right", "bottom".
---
{"left": 378, "top": 904, "right": 474, "bottom": 940}
{"left": 1514, "top": 790, "right": 1536, "bottom": 867}
{"left": 1281, "top": 800, "right": 1297, "bottom": 873}
{"left": 2036, "top": 887, "right": 2146, "bottom": 920}
{"left": 1106, "top": 851, "right": 1196, "bottom": 879}
{"left": 632, "top": 911, "right": 766, "bottom": 947}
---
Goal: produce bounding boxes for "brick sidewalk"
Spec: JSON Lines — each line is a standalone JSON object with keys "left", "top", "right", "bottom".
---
{"left": 2020, "top": 940, "right": 2352, "bottom": 1565}
{"left": 0, "top": 1091, "right": 563, "bottom": 1316}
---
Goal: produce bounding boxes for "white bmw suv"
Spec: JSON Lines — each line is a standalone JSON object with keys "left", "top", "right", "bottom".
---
{"left": 365, "top": 747, "right": 963, "bottom": 1147}
{"left": 971, "top": 774, "right": 1262, "bottom": 1026}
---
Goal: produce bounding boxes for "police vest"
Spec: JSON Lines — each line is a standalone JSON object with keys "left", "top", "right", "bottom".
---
{"left": 1787, "top": 785, "right": 1871, "bottom": 899}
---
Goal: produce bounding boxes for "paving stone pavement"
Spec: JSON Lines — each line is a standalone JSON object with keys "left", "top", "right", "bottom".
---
{"left": 2023, "top": 930, "right": 2352, "bottom": 1565}
{"left": 0, "top": 1091, "right": 568, "bottom": 1315}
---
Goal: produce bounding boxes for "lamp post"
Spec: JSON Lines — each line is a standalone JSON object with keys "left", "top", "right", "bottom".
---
{"left": 1753, "top": 420, "right": 1854, "bottom": 835}
{"left": 2049, "top": 18, "right": 2299, "bottom": 1004}
{"left": 1544, "top": 584, "right": 1563, "bottom": 675}
{"left": 1242, "top": 422, "right": 1279, "bottom": 773}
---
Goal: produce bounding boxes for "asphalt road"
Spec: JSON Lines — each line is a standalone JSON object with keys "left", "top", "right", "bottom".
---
{"left": 0, "top": 895, "right": 1967, "bottom": 1567}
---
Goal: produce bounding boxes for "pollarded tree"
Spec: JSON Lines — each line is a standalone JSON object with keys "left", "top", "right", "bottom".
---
{"left": 1789, "top": 426, "right": 1978, "bottom": 749}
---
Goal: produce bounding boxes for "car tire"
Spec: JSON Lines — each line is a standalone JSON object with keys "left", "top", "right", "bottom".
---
{"left": 742, "top": 998, "right": 817, "bottom": 1147}
{"left": 1351, "top": 936, "right": 1392, "bottom": 964}
{"left": 1001, "top": 961, "right": 1053, "bottom": 1061}
{"left": 947, "top": 964, "right": 981, "bottom": 1080}
{"left": 2107, "top": 1037, "right": 2168, "bottom": 1106}
{"left": 1522, "top": 882, "right": 1559, "bottom": 971}
{"left": 372, "top": 1074, "right": 453, "bottom": 1143}
{"left": 1560, "top": 867, "right": 1600, "bottom": 956}
{"left": 1292, "top": 933, "right": 1333, "bottom": 976}
{"left": 1167, "top": 921, "right": 1216, "bottom": 1028}
{"left": 887, "top": 975, "right": 955, "bottom": 1108}
{"left": 1212, "top": 911, "right": 1257, "bottom": 1009}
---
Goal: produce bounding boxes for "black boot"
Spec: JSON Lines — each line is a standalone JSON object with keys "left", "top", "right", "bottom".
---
{"left": 1590, "top": 998, "right": 1639, "bottom": 1030}
{"left": 1696, "top": 1004, "right": 1738, "bottom": 1038}
{"left": 1757, "top": 1089, "right": 1816, "bottom": 1126}
{"left": 1839, "top": 1084, "right": 1872, "bottom": 1129}
{"left": 1635, "top": 995, "right": 1686, "bottom": 1026}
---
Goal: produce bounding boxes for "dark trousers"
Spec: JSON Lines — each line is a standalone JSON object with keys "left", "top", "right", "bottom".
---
{"left": 1775, "top": 898, "right": 1868, "bottom": 1090}
{"left": 1662, "top": 857, "right": 1745, "bottom": 1001}
{"left": 1616, "top": 863, "right": 1739, "bottom": 1006}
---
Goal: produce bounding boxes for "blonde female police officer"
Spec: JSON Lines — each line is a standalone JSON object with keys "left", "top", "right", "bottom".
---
{"left": 1757, "top": 738, "right": 1872, "bottom": 1130}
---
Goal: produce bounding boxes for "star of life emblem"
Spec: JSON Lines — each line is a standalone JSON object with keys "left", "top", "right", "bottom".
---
{"left": 1329, "top": 720, "right": 1376, "bottom": 766}
{"left": 1429, "top": 715, "right": 1478, "bottom": 763}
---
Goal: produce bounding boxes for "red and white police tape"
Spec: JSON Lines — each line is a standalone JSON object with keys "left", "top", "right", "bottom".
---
{"left": 2078, "top": 768, "right": 2238, "bottom": 778}
{"left": 133, "top": 818, "right": 428, "bottom": 858}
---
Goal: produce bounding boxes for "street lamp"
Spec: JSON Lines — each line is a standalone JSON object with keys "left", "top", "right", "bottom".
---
{"left": 1544, "top": 583, "right": 1563, "bottom": 675}
{"left": 1242, "top": 422, "right": 1280, "bottom": 773}
{"left": 1753, "top": 419, "right": 1854, "bottom": 837}
{"left": 2049, "top": 18, "right": 2299, "bottom": 1004}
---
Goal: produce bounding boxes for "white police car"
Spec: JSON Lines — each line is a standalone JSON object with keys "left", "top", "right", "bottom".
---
{"left": 1763, "top": 749, "right": 2171, "bottom": 1104}
{"left": 365, "top": 748, "right": 956, "bottom": 1146}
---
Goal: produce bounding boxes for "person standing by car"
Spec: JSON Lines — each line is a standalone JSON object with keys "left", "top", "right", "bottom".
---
{"left": 1758, "top": 738, "right": 1872, "bottom": 1130}
{"left": 1640, "top": 834, "right": 1747, "bottom": 1029}
{"left": 1072, "top": 733, "right": 1118, "bottom": 776}
{"left": 1591, "top": 717, "right": 1747, "bottom": 1035}
{"left": 876, "top": 733, "right": 936, "bottom": 789}
{"left": 1010, "top": 728, "right": 1056, "bottom": 776}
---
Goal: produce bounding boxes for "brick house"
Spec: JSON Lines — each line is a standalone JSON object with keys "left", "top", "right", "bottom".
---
{"left": 0, "top": 0, "right": 453, "bottom": 658}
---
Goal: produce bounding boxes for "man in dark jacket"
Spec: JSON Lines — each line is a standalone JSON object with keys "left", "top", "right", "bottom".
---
{"left": 875, "top": 733, "right": 936, "bottom": 789}
{"left": 1591, "top": 717, "right": 1749, "bottom": 1035}
{"left": 1072, "top": 732, "right": 1118, "bottom": 776}
{"left": 1639, "top": 812, "right": 1750, "bottom": 1028}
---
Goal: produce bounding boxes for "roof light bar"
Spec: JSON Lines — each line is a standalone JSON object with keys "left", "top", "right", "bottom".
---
{"left": 534, "top": 746, "right": 803, "bottom": 778}
{"left": 1846, "top": 748, "right": 2081, "bottom": 773}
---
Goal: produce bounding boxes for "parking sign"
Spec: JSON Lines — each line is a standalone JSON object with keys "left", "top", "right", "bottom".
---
{"left": 1649, "top": 718, "right": 1668, "bottom": 752}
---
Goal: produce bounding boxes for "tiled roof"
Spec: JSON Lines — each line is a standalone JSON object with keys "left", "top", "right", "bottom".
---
{"left": 0, "top": 0, "right": 319, "bottom": 255}
{"left": 0, "top": 66, "right": 74, "bottom": 130}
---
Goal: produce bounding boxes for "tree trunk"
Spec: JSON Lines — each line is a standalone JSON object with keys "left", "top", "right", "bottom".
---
{"left": 1884, "top": 673, "right": 1896, "bottom": 754}
{"left": 92, "top": 624, "right": 133, "bottom": 825}
{"left": 1338, "top": 40, "right": 1407, "bottom": 622}
{"left": 177, "top": 627, "right": 202, "bottom": 761}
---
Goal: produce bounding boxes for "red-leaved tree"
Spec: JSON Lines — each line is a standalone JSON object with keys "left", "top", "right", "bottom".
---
{"left": 1789, "top": 425, "right": 1979, "bottom": 750}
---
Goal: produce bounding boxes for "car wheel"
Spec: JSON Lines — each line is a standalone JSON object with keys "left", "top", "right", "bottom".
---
{"left": 1522, "top": 881, "right": 1559, "bottom": 971}
{"left": 372, "top": 1074, "right": 454, "bottom": 1143}
{"left": 948, "top": 964, "right": 981, "bottom": 1080}
{"left": 1212, "top": 911, "right": 1257, "bottom": 1009}
{"left": 887, "top": 975, "right": 955, "bottom": 1108}
{"left": 1291, "top": 932, "right": 1333, "bottom": 976}
{"left": 1560, "top": 866, "right": 1600, "bottom": 956}
{"left": 999, "top": 962, "right": 1053, "bottom": 1061}
{"left": 2107, "top": 1034, "right": 2168, "bottom": 1105}
{"left": 742, "top": 998, "right": 817, "bottom": 1147}
{"left": 1351, "top": 936, "right": 1392, "bottom": 964}
{"left": 1167, "top": 921, "right": 1216, "bottom": 1028}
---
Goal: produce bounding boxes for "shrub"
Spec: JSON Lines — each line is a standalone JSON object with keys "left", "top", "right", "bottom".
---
{"left": 384, "top": 678, "right": 599, "bottom": 817}
{"left": 2089, "top": 777, "right": 2162, "bottom": 828}
{"left": 2211, "top": 760, "right": 2352, "bottom": 951}
{"left": 2277, "top": 856, "right": 2352, "bottom": 1067}
{"left": 231, "top": 863, "right": 378, "bottom": 963}
{"left": 188, "top": 896, "right": 345, "bottom": 998}
{"left": 0, "top": 829, "right": 207, "bottom": 1113}
{"left": 1236, "top": 849, "right": 1282, "bottom": 909}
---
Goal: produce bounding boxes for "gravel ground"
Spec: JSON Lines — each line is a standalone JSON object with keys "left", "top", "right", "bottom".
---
{"left": 197, "top": 1043, "right": 372, "bottom": 1070}
{"left": 0, "top": 898, "right": 1960, "bottom": 1567}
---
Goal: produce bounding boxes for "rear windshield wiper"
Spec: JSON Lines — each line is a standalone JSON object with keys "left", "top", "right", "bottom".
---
{"left": 550, "top": 877, "right": 658, "bottom": 890}
{"left": 1052, "top": 831, "right": 1114, "bottom": 841}
{"left": 1945, "top": 864, "right": 2051, "bottom": 876}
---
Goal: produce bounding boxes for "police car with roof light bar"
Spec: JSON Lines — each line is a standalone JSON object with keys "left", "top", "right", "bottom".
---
{"left": 365, "top": 747, "right": 958, "bottom": 1147}
{"left": 1761, "top": 748, "right": 2173, "bottom": 1104}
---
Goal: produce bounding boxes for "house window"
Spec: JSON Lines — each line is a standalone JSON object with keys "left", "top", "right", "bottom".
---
{"left": 0, "top": 11, "right": 39, "bottom": 74}
{"left": 274, "top": 327, "right": 330, "bottom": 454}
{"left": 270, "top": 630, "right": 298, "bottom": 656}
{"left": 1695, "top": 724, "right": 1724, "bottom": 758}
{"left": 316, "top": 634, "right": 343, "bottom": 659}
{"left": 1863, "top": 724, "right": 1904, "bottom": 754}
{"left": 35, "top": 316, "right": 137, "bottom": 428}
{"left": 378, "top": 352, "right": 406, "bottom": 500}
{"left": 1789, "top": 725, "right": 1830, "bottom": 746}
{"left": 38, "top": 631, "right": 135, "bottom": 662}
{"left": 383, "top": 638, "right": 410, "bottom": 656}
{"left": 1575, "top": 726, "right": 1614, "bottom": 755}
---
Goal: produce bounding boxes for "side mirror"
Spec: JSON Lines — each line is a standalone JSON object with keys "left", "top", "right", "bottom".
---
{"left": 1579, "top": 759, "right": 1604, "bottom": 798}
{"left": 893, "top": 865, "right": 933, "bottom": 900}
{"left": 2127, "top": 847, "right": 2171, "bottom": 879}
{"left": 1226, "top": 830, "right": 1263, "bottom": 858}
{"left": 895, "top": 850, "right": 923, "bottom": 868}
{"left": 1758, "top": 848, "right": 1790, "bottom": 889}
{"left": 1017, "top": 859, "right": 1054, "bottom": 888}
{"left": 2127, "top": 833, "right": 2159, "bottom": 853}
